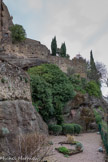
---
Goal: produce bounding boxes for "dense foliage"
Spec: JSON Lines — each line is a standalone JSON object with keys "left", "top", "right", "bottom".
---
{"left": 85, "top": 80, "right": 101, "bottom": 97}
{"left": 69, "top": 75, "right": 87, "bottom": 94}
{"left": 28, "top": 64, "right": 75, "bottom": 124}
{"left": 10, "top": 24, "right": 26, "bottom": 43}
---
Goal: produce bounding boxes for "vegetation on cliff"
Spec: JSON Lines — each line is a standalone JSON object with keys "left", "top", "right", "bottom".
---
{"left": 28, "top": 64, "right": 75, "bottom": 124}
{"left": 10, "top": 24, "right": 26, "bottom": 43}
{"left": 28, "top": 61, "right": 103, "bottom": 125}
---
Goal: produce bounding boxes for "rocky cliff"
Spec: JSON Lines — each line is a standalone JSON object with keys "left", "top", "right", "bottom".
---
{"left": 63, "top": 93, "right": 108, "bottom": 131}
{"left": 0, "top": 59, "right": 48, "bottom": 156}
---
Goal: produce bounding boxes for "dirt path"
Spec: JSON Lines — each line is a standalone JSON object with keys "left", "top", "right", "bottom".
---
{"left": 47, "top": 133, "right": 105, "bottom": 162}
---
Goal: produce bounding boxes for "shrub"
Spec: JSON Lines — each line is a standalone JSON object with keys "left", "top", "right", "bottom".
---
{"left": 94, "top": 109, "right": 102, "bottom": 124}
{"left": 73, "top": 124, "right": 82, "bottom": 134}
{"left": 62, "top": 124, "right": 74, "bottom": 135}
{"left": 85, "top": 80, "right": 101, "bottom": 97}
{"left": 10, "top": 24, "right": 26, "bottom": 43}
{"left": 62, "top": 124, "right": 82, "bottom": 135}
{"left": 95, "top": 115, "right": 102, "bottom": 124}
{"left": 48, "top": 124, "right": 62, "bottom": 135}
{"left": 58, "top": 147, "right": 69, "bottom": 155}
{"left": 2, "top": 133, "right": 52, "bottom": 161}
{"left": 75, "top": 143, "right": 83, "bottom": 151}
{"left": 69, "top": 75, "right": 87, "bottom": 94}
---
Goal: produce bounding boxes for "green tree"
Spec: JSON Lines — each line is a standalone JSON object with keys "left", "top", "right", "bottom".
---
{"left": 89, "top": 50, "right": 100, "bottom": 82}
{"left": 28, "top": 64, "right": 75, "bottom": 124}
{"left": 30, "top": 75, "right": 54, "bottom": 122}
{"left": 60, "top": 42, "right": 66, "bottom": 57}
{"left": 10, "top": 24, "right": 26, "bottom": 43}
{"left": 51, "top": 36, "right": 57, "bottom": 56}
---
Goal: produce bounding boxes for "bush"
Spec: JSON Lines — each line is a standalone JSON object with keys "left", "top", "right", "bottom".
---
{"left": 95, "top": 115, "right": 102, "bottom": 124}
{"left": 10, "top": 24, "right": 26, "bottom": 43}
{"left": 62, "top": 124, "right": 82, "bottom": 135}
{"left": 73, "top": 124, "right": 82, "bottom": 134}
{"left": 69, "top": 75, "right": 87, "bottom": 94}
{"left": 48, "top": 124, "right": 62, "bottom": 135}
{"left": 75, "top": 143, "right": 83, "bottom": 151}
{"left": 1, "top": 133, "right": 52, "bottom": 161}
{"left": 58, "top": 147, "right": 69, "bottom": 155}
{"left": 86, "top": 81, "right": 101, "bottom": 97}
{"left": 62, "top": 124, "right": 74, "bottom": 135}
{"left": 94, "top": 109, "right": 102, "bottom": 124}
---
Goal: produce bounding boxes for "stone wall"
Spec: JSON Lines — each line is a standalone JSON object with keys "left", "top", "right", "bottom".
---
{"left": 47, "top": 55, "right": 72, "bottom": 73}
{"left": 71, "top": 56, "right": 87, "bottom": 78}
{"left": 0, "top": 59, "right": 31, "bottom": 101}
{"left": 1, "top": 38, "right": 50, "bottom": 59}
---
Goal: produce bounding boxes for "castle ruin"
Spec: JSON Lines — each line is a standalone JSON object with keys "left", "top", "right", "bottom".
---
{"left": 0, "top": 0, "right": 87, "bottom": 78}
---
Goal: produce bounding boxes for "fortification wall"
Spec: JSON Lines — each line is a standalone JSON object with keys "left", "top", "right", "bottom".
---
{"left": 71, "top": 57, "right": 87, "bottom": 78}
{"left": 0, "top": 60, "right": 31, "bottom": 101}
{"left": 47, "top": 55, "right": 72, "bottom": 73}
{"left": 2, "top": 38, "right": 50, "bottom": 59}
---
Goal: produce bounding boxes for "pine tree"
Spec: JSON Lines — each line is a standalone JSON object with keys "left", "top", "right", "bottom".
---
{"left": 60, "top": 42, "right": 66, "bottom": 57}
{"left": 51, "top": 36, "right": 57, "bottom": 56}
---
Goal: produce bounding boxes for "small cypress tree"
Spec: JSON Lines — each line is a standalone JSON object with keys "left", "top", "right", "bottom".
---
{"left": 51, "top": 36, "right": 57, "bottom": 56}
{"left": 89, "top": 50, "right": 100, "bottom": 82}
{"left": 60, "top": 42, "right": 66, "bottom": 57}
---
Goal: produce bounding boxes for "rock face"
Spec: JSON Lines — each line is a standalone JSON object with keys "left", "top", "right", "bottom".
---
{"left": 63, "top": 93, "right": 107, "bottom": 131}
{"left": 0, "top": 100, "right": 48, "bottom": 136}
{"left": 0, "top": 59, "right": 31, "bottom": 101}
{"left": 0, "top": 59, "right": 48, "bottom": 155}
{"left": 0, "top": 0, "right": 13, "bottom": 42}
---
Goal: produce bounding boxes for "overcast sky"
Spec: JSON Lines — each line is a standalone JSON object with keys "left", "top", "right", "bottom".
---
{"left": 4, "top": 0, "right": 108, "bottom": 95}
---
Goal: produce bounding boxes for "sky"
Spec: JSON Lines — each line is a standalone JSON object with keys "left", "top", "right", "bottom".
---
{"left": 4, "top": 0, "right": 108, "bottom": 96}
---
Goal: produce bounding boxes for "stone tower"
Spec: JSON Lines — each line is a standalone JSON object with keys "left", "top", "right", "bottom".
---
{"left": 0, "top": 0, "right": 13, "bottom": 42}
{"left": 71, "top": 55, "right": 87, "bottom": 78}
